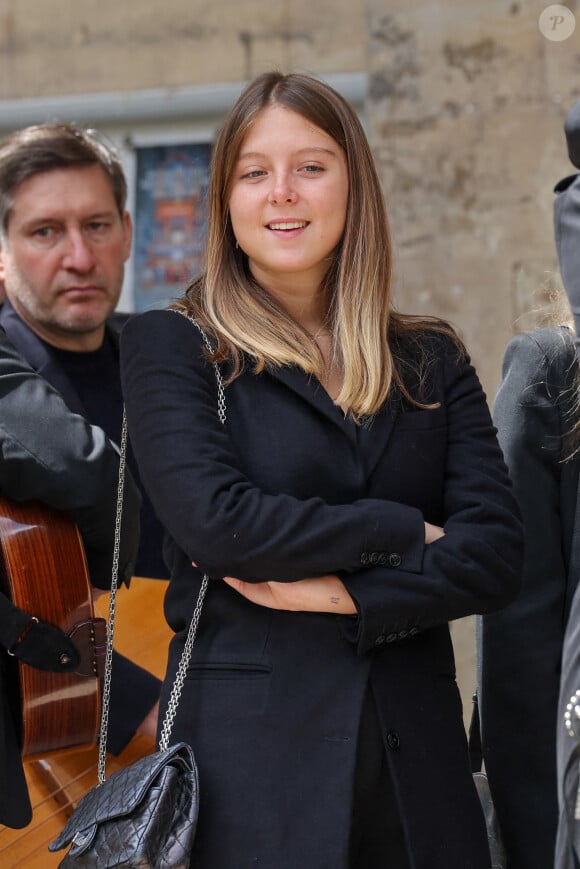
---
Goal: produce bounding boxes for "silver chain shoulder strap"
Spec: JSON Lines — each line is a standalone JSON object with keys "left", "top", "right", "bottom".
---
{"left": 97, "top": 314, "right": 226, "bottom": 783}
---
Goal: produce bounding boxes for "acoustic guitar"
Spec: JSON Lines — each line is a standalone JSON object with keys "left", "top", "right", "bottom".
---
{"left": 0, "top": 579, "right": 171, "bottom": 868}
{"left": 0, "top": 495, "right": 106, "bottom": 759}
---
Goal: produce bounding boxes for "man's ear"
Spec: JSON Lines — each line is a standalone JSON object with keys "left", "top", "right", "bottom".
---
{"left": 0, "top": 244, "right": 6, "bottom": 283}
{"left": 122, "top": 211, "right": 132, "bottom": 262}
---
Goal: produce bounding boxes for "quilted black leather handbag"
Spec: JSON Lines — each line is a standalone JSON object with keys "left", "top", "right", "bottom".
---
{"left": 48, "top": 742, "right": 199, "bottom": 867}
{"left": 49, "top": 318, "right": 224, "bottom": 868}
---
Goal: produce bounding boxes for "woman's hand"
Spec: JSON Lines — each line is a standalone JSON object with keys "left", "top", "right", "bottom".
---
{"left": 222, "top": 574, "right": 357, "bottom": 615}
{"left": 425, "top": 522, "right": 445, "bottom": 544}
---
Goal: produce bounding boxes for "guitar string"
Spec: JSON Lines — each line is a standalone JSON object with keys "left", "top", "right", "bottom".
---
{"left": 0, "top": 802, "right": 91, "bottom": 865}
{"left": 27, "top": 758, "right": 96, "bottom": 813}
{"left": 0, "top": 760, "right": 97, "bottom": 856}
{"left": 0, "top": 815, "right": 63, "bottom": 869}
{"left": 0, "top": 812, "right": 67, "bottom": 869}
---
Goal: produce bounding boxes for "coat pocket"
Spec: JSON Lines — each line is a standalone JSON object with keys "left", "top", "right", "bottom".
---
{"left": 183, "top": 662, "right": 272, "bottom": 720}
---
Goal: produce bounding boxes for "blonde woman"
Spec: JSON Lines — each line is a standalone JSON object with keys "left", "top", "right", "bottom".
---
{"left": 120, "top": 72, "right": 523, "bottom": 869}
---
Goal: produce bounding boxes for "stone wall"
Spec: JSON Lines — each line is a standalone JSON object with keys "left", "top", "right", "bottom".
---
{"left": 0, "top": 0, "right": 365, "bottom": 97}
{"left": 367, "top": 0, "right": 579, "bottom": 396}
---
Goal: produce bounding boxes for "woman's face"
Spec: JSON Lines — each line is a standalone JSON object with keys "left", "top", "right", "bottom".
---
{"left": 228, "top": 104, "right": 349, "bottom": 296}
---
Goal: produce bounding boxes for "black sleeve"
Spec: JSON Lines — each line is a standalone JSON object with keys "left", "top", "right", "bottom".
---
{"left": 0, "top": 326, "right": 140, "bottom": 588}
{"left": 340, "top": 334, "right": 523, "bottom": 652}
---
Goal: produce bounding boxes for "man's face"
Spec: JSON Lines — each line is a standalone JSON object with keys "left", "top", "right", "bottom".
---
{"left": 0, "top": 164, "right": 132, "bottom": 350}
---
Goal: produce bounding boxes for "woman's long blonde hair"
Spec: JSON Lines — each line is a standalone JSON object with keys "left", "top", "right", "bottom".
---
{"left": 174, "top": 72, "right": 458, "bottom": 419}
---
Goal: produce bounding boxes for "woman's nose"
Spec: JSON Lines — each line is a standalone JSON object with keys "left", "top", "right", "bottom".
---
{"left": 268, "top": 175, "right": 298, "bottom": 205}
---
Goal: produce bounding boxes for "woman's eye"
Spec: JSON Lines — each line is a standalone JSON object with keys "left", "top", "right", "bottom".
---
{"left": 242, "top": 170, "right": 266, "bottom": 179}
{"left": 301, "top": 164, "right": 324, "bottom": 173}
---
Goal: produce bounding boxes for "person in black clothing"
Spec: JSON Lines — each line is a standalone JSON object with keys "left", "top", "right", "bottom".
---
{"left": 553, "top": 99, "right": 580, "bottom": 869}
{"left": 479, "top": 323, "right": 580, "bottom": 869}
{"left": 0, "top": 324, "right": 141, "bottom": 828}
{"left": 477, "top": 101, "right": 580, "bottom": 869}
{"left": 0, "top": 122, "right": 162, "bottom": 753}
{"left": 121, "top": 71, "right": 522, "bottom": 869}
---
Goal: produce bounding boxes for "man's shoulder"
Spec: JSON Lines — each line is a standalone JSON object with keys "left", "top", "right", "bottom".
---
{"left": 0, "top": 302, "right": 45, "bottom": 362}
{"left": 106, "top": 310, "right": 132, "bottom": 334}
{"left": 0, "top": 300, "right": 21, "bottom": 331}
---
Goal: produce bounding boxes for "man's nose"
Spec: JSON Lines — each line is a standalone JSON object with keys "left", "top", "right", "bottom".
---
{"left": 61, "top": 231, "right": 95, "bottom": 271}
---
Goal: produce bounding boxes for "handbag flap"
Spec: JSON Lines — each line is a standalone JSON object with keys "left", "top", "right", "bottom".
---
{"left": 49, "top": 742, "right": 196, "bottom": 851}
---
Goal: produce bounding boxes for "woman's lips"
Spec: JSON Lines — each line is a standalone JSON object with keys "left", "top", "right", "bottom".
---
{"left": 266, "top": 220, "right": 309, "bottom": 237}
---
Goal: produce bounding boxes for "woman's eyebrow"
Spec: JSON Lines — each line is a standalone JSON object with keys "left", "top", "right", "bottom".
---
{"left": 237, "top": 146, "right": 338, "bottom": 161}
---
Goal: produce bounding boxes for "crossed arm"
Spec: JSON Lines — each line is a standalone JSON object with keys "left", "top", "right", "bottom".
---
{"left": 202, "top": 523, "right": 445, "bottom": 614}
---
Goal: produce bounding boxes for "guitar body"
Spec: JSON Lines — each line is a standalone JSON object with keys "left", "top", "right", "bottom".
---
{"left": 0, "top": 496, "right": 101, "bottom": 759}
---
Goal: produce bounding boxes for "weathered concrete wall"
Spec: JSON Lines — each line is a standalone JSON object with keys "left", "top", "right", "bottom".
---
{"left": 0, "top": 0, "right": 365, "bottom": 97}
{"left": 367, "top": 0, "right": 579, "bottom": 397}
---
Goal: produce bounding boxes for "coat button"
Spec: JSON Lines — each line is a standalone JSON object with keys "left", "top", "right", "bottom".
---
{"left": 397, "top": 630, "right": 408, "bottom": 640}
{"left": 369, "top": 552, "right": 380, "bottom": 565}
{"left": 360, "top": 552, "right": 369, "bottom": 566}
{"left": 409, "top": 627, "right": 420, "bottom": 636}
{"left": 386, "top": 730, "right": 400, "bottom": 751}
{"left": 388, "top": 553, "right": 402, "bottom": 567}
{"left": 375, "top": 634, "right": 386, "bottom": 646}
{"left": 386, "top": 633, "right": 398, "bottom": 643}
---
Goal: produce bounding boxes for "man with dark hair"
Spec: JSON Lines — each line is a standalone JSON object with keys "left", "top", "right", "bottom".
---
{"left": 0, "top": 324, "right": 141, "bottom": 828}
{"left": 0, "top": 123, "right": 128, "bottom": 237}
{"left": 0, "top": 122, "right": 163, "bottom": 756}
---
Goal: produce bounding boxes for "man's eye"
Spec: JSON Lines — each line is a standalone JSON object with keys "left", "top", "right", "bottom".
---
{"left": 33, "top": 227, "right": 54, "bottom": 238}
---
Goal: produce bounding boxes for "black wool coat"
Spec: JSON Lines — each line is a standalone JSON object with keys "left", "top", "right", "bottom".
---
{"left": 121, "top": 309, "right": 524, "bottom": 869}
{"left": 553, "top": 160, "right": 580, "bottom": 869}
{"left": 481, "top": 327, "right": 580, "bottom": 869}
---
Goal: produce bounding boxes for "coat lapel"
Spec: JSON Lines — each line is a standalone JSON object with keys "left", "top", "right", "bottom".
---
{"left": 0, "top": 301, "right": 125, "bottom": 420}
{"left": 355, "top": 400, "right": 398, "bottom": 479}
{"left": 267, "top": 362, "right": 399, "bottom": 471}
{"left": 266, "top": 364, "right": 357, "bottom": 444}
